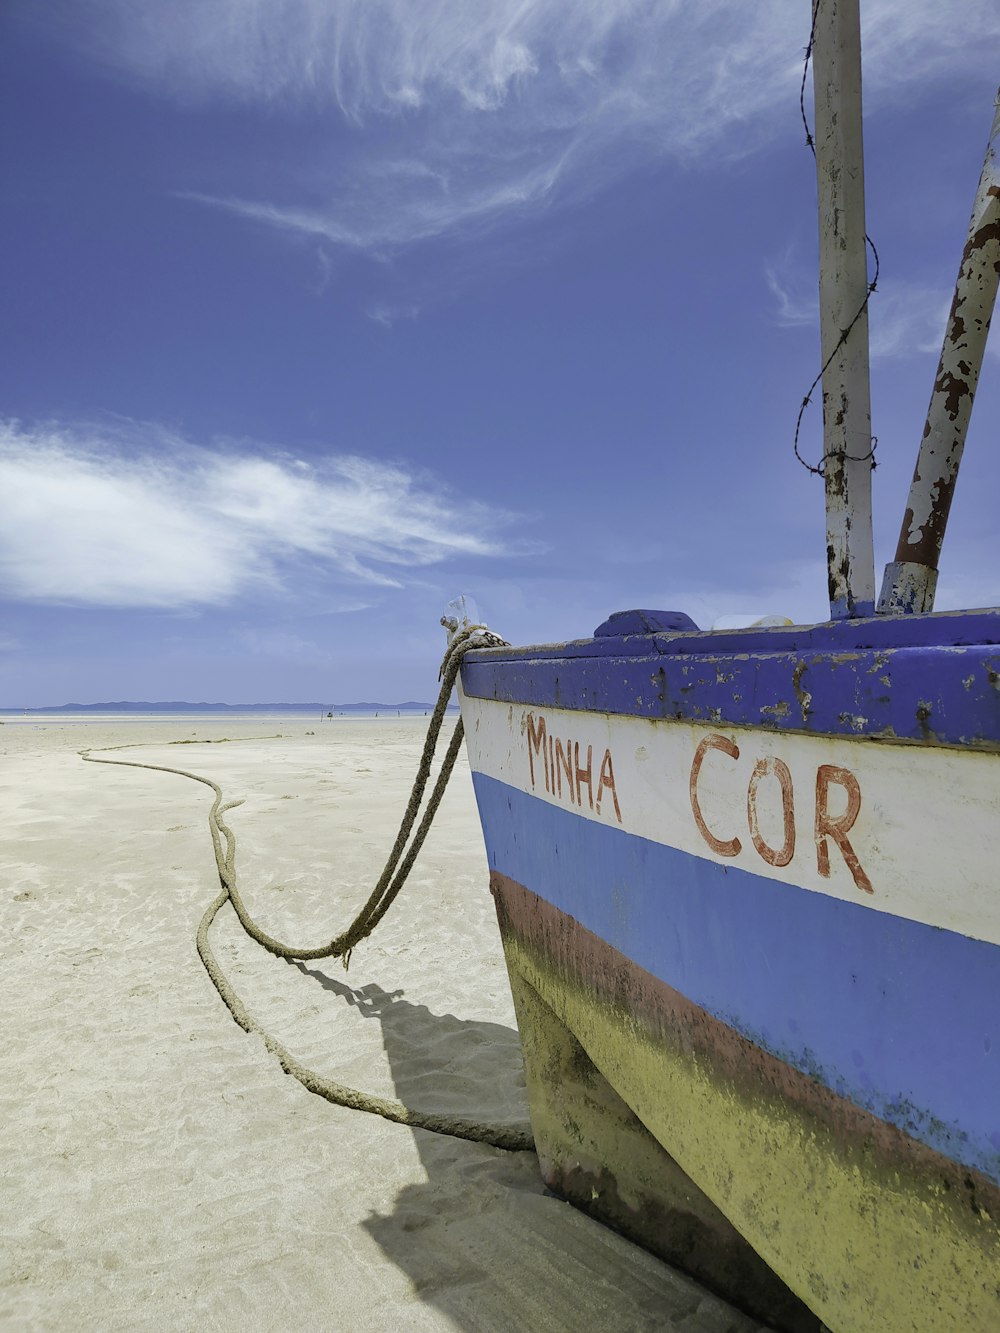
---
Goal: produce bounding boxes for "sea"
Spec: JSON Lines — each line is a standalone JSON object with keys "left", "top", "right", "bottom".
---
{"left": 0, "top": 706, "right": 454, "bottom": 726}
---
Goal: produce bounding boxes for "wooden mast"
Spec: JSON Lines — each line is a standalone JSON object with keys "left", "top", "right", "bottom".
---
{"left": 811, "top": 0, "right": 876, "bottom": 618}
{"left": 877, "top": 93, "right": 1000, "bottom": 615}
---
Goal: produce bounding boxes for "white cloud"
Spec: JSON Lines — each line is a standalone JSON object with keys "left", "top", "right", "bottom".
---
{"left": 41, "top": 0, "right": 1000, "bottom": 253}
{"left": 0, "top": 421, "right": 516, "bottom": 609}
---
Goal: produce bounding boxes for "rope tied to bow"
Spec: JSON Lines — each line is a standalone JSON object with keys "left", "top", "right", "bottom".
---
{"left": 81, "top": 625, "right": 534, "bottom": 1153}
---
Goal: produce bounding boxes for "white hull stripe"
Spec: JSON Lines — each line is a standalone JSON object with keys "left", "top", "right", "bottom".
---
{"left": 460, "top": 696, "right": 1000, "bottom": 947}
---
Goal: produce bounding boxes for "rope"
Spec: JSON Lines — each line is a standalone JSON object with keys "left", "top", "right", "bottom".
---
{"left": 81, "top": 627, "right": 535, "bottom": 1153}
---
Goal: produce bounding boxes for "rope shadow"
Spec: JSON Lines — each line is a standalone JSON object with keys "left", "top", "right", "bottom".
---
{"left": 290, "top": 963, "right": 530, "bottom": 1136}
{"left": 293, "top": 963, "right": 614, "bottom": 1331}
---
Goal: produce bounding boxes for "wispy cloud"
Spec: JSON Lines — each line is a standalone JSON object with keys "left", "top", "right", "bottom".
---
{"left": 365, "top": 301, "right": 420, "bottom": 328}
{"left": 0, "top": 421, "right": 519, "bottom": 609}
{"left": 43, "top": 0, "right": 1000, "bottom": 254}
{"left": 764, "top": 260, "right": 817, "bottom": 329}
{"left": 236, "top": 628, "right": 331, "bottom": 661}
{"left": 766, "top": 261, "right": 959, "bottom": 361}
{"left": 314, "top": 246, "right": 335, "bottom": 294}
{"left": 868, "top": 287, "right": 952, "bottom": 359}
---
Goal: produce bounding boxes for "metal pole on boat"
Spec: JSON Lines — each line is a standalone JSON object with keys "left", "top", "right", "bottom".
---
{"left": 811, "top": 0, "right": 877, "bottom": 618}
{"left": 877, "top": 92, "right": 1000, "bottom": 615}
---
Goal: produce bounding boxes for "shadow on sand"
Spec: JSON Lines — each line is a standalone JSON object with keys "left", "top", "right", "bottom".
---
{"left": 292, "top": 963, "right": 760, "bottom": 1332}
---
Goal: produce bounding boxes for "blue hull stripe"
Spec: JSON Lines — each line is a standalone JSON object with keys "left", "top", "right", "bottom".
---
{"left": 472, "top": 772, "right": 1000, "bottom": 1184}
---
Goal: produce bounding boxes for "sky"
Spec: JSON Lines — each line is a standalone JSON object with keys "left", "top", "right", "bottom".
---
{"left": 1, "top": 1, "right": 998, "bottom": 706}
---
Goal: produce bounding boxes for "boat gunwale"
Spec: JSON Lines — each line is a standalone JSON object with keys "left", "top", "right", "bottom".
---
{"left": 458, "top": 610, "right": 1000, "bottom": 752}
{"left": 461, "top": 606, "right": 1000, "bottom": 666}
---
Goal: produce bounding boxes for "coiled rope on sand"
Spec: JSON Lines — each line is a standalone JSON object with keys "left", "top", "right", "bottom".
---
{"left": 81, "top": 627, "right": 534, "bottom": 1154}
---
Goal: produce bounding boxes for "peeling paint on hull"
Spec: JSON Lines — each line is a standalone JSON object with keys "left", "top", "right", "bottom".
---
{"left": 493, "top": 873, "right": 1000, "bottom": 1333}
{"left": 503, "top": 954, "right": 823, "bottom": 1333}
{"left": 458, "top": 612, "right": 1000, "bottom": 1329}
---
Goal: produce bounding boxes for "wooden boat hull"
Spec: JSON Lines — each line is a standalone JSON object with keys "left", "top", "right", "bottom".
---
{"left": 458, "top": 612, "right": 1000, "bottom": 1331}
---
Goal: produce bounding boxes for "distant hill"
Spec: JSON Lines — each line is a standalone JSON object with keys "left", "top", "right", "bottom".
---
{"left": 0, "top": 701, "right": 452, "bottom": 714}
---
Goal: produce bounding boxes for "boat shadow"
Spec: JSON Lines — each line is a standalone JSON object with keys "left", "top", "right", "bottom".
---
{"left": 290, "top": 961, "right": 769, "bottom": 1331}
{"left": 290, "top": 963, "right": 529, "bottom": 1142}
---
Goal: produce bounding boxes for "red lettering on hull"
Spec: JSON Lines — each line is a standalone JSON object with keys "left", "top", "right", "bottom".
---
{"left": 524, "top": 713, "right": 622, "bottom": 823}
{"left": 689, "top": 732, "right": 872, "bottom": 892}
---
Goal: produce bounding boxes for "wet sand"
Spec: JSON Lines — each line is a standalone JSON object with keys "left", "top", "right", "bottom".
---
{"left": 1, "top": 716, "right": 770, "bottom": 1331}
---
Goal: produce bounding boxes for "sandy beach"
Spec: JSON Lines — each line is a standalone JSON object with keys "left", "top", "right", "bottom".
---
{"left": 1, "top": 716, "right": 769, "bottom": 1332}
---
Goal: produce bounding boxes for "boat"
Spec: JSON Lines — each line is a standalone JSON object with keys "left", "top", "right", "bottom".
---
{"left": 451, "top": 5, "right": 1000, "bottom": 1329}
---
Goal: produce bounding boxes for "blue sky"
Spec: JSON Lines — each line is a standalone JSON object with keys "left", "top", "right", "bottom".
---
{"left": 1, "top": 1, "right": 998, "bottom": 706}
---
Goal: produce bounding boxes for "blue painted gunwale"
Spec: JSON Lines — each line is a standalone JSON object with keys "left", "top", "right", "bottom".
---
{"left": 461, "top": 608, "right": 1000, "bottom": 749}
{"left": 472, "top": 772, "right": 1000, "bottom": 1186}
